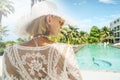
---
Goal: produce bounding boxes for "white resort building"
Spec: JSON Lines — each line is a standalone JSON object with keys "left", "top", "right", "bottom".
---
{"left": 110, "top": 17, "right": 120, "bottom": 43}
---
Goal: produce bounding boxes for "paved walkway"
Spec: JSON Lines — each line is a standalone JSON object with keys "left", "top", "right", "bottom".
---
{"left": 0, "top": 56, "right": 2, "bottom": 77}
{"left": 80, "top": 70, "right": 120, "bottom": 80}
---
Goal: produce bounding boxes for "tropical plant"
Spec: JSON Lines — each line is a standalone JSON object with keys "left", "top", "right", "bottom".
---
{"left": 5, "top": 41, "right": 16, "bottom": 46}
{"left": 0, "top": 41, "right": 6, "bottom": 55}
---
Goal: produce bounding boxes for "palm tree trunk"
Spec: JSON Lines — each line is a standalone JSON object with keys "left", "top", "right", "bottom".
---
{"left": 0, "top": 11, "right": 2, "bottom": 27}
{"left": 31, "top": 0, "right": 44, "bottom": 8}
{"left": 0, "top": 11, "right": 2, "bottom": 40}
{"left": 31, "top": 0, "right": 34, "bottom": 8}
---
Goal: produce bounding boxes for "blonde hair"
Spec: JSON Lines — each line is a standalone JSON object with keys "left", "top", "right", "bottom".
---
{"left": 25, "top": 15, "right": 65, "bottom": 38}
{"left": 26, "top": 15, "right": 50, "bottom": 37}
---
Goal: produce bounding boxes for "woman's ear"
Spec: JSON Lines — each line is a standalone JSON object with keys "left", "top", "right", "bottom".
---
{"left": 46, "top": 15, "right": 52, "bottom": 24}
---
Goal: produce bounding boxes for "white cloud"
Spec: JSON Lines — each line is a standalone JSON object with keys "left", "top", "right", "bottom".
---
{"left": 99, "top": 0, "right": 116, "bottom": 4}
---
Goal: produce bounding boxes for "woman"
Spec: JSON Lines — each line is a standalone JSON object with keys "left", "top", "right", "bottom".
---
{"left": 2, "top": 1, "right": 82, "bottom": 80}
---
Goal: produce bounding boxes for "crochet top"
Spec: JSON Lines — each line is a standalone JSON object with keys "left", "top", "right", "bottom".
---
{"left": 2, "top": 43, "right": 82, "bottom": 80}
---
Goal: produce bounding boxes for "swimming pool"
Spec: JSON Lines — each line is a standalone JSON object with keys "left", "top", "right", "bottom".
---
{"left": 76, "top": 44, "right": 120, "bottom": 71}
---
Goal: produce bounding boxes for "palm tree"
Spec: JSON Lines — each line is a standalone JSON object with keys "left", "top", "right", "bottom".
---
{"left": 59, "top": 25, "right": 81, "bottom": 45}
{"left": 68, "top": 25, "right": 83, "bottom": 45}
{"left": 101, "top": 26, "right": 110, "bottom": 37}
{"left": 100, "top": 26, "right": 114, "bottom": 43}
{"left": 0, "top": 26, "right": 9, "bottom": 40}
{"left": 79, "top": 31, "right": 88, "bottom": 44}
{"left": 0, "top": 0, "right": 14, "bottom": 41}
{"left": 0, "top": 0, "right": 14, "bottom": 27}
{"left": 60, "top": 27, "right": 70, "bottom": 43}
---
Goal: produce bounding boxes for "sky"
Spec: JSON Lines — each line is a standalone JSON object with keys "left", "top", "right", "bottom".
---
{"left": 2, "top": 0, "right": 120, "bottom": 41}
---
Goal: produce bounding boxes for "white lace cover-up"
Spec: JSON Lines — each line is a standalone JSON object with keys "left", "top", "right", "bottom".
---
{"left": 2, "top": 43, "right": 82, "bottom": 80}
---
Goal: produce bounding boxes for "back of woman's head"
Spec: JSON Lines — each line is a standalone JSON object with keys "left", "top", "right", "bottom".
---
{"left": 26, "top": 15, "right": 49, "bottom": 37}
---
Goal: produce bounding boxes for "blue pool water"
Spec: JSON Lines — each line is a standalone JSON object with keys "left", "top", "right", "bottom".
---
{"left": 76, "top": 44, "right": 120, "bottom": 71}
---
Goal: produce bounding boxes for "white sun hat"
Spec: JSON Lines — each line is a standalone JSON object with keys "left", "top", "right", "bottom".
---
{"left": 31, "top": 0, "right": 75, "bottom": 25}
{"left": 31, "top": 0, "right": 63, "bottom": 20}
{"left": 16, "top": 0, "right": 75, "bottom": 38}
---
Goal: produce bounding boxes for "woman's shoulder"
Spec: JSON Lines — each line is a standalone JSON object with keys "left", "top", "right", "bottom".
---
{"left": 4, "top": 45, "right": 14, "bottom": 51}
{"left": 53, "top": 43, "right": 73, "bottom": 51}
{"left": 4, "top": 44, "right": 15, "bottom": 51}
{"left": 4, "top": 43, "right": 72, "bottom": 51}
{"left": 54, "top": 43, "right": 72, "bottom": 47}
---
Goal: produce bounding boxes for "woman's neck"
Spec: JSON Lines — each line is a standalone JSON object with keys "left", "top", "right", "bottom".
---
{"left": 21, "top": 36, "right": 54, "bottom": 47}
{"left": 33, "top": 36, "right": 54, "bottom": 45}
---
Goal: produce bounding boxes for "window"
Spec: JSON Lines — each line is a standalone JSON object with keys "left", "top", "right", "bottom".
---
{"left": 115, "top": 33, "right": 116, "bottom": 37}
{"left": 118, "top": 32, "right": 119, "bottom": 37}
{"left": 117, "top": 26, "right": 119, "bottom": 31}
{"left": 117, "top": 19, "right": 119, "bottom": 22}
{"left": 119, "top": 32, "right": 120, "bottom": 37}
{"left": 114, "top": 27, "right": 116, "bottom": 31}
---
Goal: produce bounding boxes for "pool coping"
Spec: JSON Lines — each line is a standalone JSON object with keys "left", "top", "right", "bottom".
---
{"left": 111, "top": 45, "right": 120, "bottom": 49}
{"left": 80, "top": 69, "right": 120, "bottom": 73}
{"left": 73, "top": 44, "right": 86, "bottom": 52}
